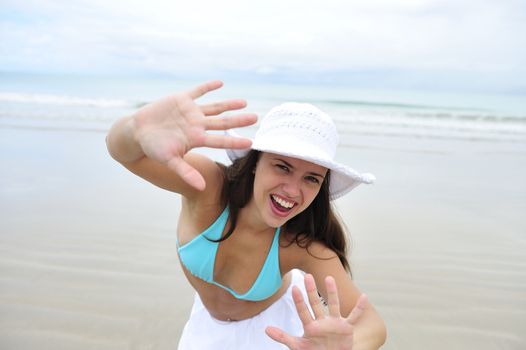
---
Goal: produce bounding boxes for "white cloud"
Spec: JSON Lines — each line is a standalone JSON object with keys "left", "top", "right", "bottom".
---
{"left": 1, "top": 0, "right": 524, "bottom": 90}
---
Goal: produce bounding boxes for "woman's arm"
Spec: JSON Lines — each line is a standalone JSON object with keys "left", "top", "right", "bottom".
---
{"left": 283, "top": 242, "right": 386, "bottom": 349}
{"left": 106, "top": 80, "right": 257, "bottom": 199}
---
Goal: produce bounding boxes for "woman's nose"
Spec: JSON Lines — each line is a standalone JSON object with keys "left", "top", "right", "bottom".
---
{"left": 282, "top": 179, "right": 301, "bottom": 198}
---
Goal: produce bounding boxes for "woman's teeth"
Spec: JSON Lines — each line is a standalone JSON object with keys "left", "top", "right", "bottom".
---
{"left": 271, "top": 195, "right": 294, "bottom": 209}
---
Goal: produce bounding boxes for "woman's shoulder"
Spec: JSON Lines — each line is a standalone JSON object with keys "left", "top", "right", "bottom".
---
{"left": 279, "top": 232, "right": 338, "bottom": 272}
{"left": 180, "top": 154, "right": 226, "bottom": 216}
{"left": 184, "top": 152, "right": 226, "bottom": 192}
{"left": 178, "top": 155, "right": 227, "bottom": 239}
{"left": 280, "top": 231, "right": 337, "bottom": 255}
{"left": 178, "top": 199, "right": 226, "bottom": 245}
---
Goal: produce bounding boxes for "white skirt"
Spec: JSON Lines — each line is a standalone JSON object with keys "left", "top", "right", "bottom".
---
{"left": 177, "top": 269, "right": 309, "bottom": 350}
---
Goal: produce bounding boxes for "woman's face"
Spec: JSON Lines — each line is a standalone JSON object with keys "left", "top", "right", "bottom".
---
{"left": 250, "top": 152, "right": 328, "bottom": 228}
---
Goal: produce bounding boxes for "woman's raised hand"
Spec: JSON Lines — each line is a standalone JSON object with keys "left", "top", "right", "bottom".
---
{"left": 131, "top": 80, "right": 257, "bottom": 190}
{"left": 266, "top": 274, "right": 368, "bottom": 350}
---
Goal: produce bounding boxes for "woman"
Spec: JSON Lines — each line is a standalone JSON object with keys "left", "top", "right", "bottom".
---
{"left": 106, "top": 81, "right": 386, "bottom": 349}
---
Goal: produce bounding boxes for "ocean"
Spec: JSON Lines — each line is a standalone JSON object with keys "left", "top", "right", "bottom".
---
{"left": 1, "top": 72, "right": 525, "bottom": 153}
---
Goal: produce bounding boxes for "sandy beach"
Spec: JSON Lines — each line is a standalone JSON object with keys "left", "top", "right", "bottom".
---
{"left": 1, "top": 125, "right": 525, "bottom": 350}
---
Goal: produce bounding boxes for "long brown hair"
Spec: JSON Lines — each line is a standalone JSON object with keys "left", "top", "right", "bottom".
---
{"left": 218, "top": 150, "right": 351, "bottom": 273}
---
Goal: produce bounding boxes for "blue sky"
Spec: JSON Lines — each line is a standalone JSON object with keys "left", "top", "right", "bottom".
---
{"left": 1, "top": 0, "right": 525, "bottom": 93}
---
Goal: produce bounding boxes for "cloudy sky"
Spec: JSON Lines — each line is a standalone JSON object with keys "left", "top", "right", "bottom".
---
{"left": 1, "top": 0, "right": 525, "bottom": 93}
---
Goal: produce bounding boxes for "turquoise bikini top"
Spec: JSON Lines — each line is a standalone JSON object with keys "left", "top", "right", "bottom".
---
{"left": 176, "top": 207, "right": 282, "bottom": 301}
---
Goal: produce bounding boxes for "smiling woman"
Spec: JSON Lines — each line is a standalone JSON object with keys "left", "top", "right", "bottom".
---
{"left": 106, "top": 81, "right": 386, "bottom": 349}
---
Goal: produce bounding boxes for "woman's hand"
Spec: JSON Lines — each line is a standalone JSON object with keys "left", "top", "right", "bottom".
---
{"left": 266, "top": 274, "right": 368, "bottom": 350}
{"left": 131, "top": 80, "right": 257, "bottom": 190}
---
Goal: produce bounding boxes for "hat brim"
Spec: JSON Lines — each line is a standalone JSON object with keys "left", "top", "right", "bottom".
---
{"left": 225, "top": 129, "right": 375, "bottom": 200}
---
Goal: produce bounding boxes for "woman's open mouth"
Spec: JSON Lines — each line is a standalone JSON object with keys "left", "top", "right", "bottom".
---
{"left": 270, "top": 194, "right": 296, "bottom": 217}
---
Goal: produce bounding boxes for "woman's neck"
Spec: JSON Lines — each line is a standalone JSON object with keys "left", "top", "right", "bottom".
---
{"left": 236, "top": 199, "right": 274, "bottom": 235}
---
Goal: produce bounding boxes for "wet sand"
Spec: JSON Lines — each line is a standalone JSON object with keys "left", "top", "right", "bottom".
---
{"left": 1, "top": 127, "right": 525, "bottom": 349}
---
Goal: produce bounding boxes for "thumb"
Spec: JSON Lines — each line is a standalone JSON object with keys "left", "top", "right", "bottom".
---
{"left": 265, "top": 326, "right": 298, "bottom": 349}
{"left": 166, "top": 156, "right": 206, "bottom": 191}
{"left": 347, "top": 293, "right": 368, "bottom": 325}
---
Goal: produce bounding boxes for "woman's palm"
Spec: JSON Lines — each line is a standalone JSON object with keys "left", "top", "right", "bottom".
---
{"left": 131, "top": 81, "right": 257, "bottom": 189}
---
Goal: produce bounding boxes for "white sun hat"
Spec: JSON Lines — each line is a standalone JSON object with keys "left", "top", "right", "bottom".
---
{"left": 226, "top": 102, "right": 375, "bottom": 200}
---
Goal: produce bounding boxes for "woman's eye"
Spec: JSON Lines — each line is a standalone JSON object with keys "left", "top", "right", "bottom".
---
{"left": 276, "top": 164, "right": 289, "bottom": 172}
{"left": 306, "top": 176, "right": 320, "bottom": 184}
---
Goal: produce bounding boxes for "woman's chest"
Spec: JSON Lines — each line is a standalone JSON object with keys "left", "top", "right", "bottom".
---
{"left": 212, "top": 229, "right": 276, "bottom": 294}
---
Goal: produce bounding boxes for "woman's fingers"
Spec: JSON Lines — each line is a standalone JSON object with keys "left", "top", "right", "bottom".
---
{"left": 304, "top": 274, "right": 326, "bottom": 319}
{"left": 201, "top": 134, "right": 252, "bottom": 150}
{"left": 292, "top": 286, "right": 314, "bottom": 326}
{"left": 200, "top": 99, "right": 247, "bottom": 116}
{"left": 325, "top": 276, "right": 341, "bottom": 318}
{"left": 265, "top": 326, "right": 299, "bottom": 349}
{"left": 165, "top": 156, "right": 206, "bottom": 191}
{"left": 204, "top": 113, "right": 257, "bottom": 131}
{"left": 347, "top": 294, "right": 368, "bottom": 325}
{"left": 187, "top": 80, "right": 224, "bottom": 99}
